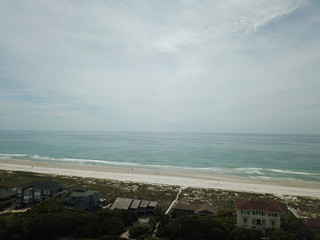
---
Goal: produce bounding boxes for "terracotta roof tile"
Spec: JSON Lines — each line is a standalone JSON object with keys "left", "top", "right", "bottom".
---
{"left": 235, "top": 199, "right": 282, "bottom": 213}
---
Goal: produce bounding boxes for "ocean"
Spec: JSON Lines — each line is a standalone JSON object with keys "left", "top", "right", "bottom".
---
{"left": 0, "top": 131, "right": 319, "bottom": 183}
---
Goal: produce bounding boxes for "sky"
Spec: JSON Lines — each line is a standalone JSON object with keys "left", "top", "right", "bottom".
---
{"left": 0, "top": 0, "right": 320, "bottom": 134}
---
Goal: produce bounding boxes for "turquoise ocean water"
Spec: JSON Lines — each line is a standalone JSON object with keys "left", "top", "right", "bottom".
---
{"left": 0, "top": 131, "right": 319, "bottom": 182}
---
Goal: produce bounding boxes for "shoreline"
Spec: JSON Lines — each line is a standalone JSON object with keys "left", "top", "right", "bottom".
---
{"left": 1, "top": 158, "right": 320, "bottom": 198}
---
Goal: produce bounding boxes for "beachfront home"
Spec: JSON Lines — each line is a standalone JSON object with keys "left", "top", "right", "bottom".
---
{"left": 235, "top": 199, "right": 282, "bottom": 229}
{"left": 110, "top": 197, "right": 158, "bottom": 215}
{"left": 173, "top": 203, "right": 219, "bottom": 218}
{"left": 0, "top": 188, "right": 16, "bottom": 202}
{"left": 110, "top": 197, "right": 133, "bottom": 210}
{"left": 65, "top": 189, "right": 100, "bottom": 210}
{"left": 16, "top": 181, "right": 65, "bottom": 207}
{"left": 303, "top": 218, "right": 320, "bottom": 233}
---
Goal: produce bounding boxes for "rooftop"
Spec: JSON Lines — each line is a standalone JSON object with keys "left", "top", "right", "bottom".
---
{"left": 148, "top": 201, "right": 158, "bottom": 208}
{"left": 18, "top": 181, "right": 63, "bottom": 191}
{"left": 195, "top": 203, "right": 219, "bottom": 215}
{"left": 110, "top": 198, "right": 133, "bottom": 210}
{"left": 235, "top": 199, "right": 282, "bottom": 213}
{"left": 304, "top": 218, "right": 320, "bottom": 228}
{"left": 0, "top": 188, "right": 16, "bottom": 199}
{"left": 130, "top": 199, "right": 141, "bottom": 209}
{"left": 139, "top": 200, "right": 149, "bottom": 208}
{"left": 173, "top": 204, "right": 198, "bottom": 211}
{"left": 173, "top": 203, "right": 218, "bottom": 215}
{"left": 110, "top": 197, "right": 158, "bottom": 211}
{"left": 70, "top": 190, "right": 99, "bottom": 197}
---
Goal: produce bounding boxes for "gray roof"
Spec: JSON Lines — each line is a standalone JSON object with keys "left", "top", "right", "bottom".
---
{"left": 17, "top": 182, "right": 34, "bottom": 189}
{"left": 18, "top": 181, "right": 63, "bottom": 191}
{"left": 70, "top": 190, "right": 99, "bottom": 197}
{"left": 110, "top": 198, "right": 133, "bottom": 210}
{"left": 130, "top": 199, "right": 141, "bottom": 209}
{"left": 148, "top": 201, "right": 158, "bottom": 208}
{"left": 173, "top": 204, "right": 198, "bottom": 211}
{"left": 195, "top": 204, "right": 219, "bottom": 215}
{"left": 0, "top": 188, "right": 16, "bottom": 199}
{"left": 139, "top": 200, "right": 149, "bottom": 208}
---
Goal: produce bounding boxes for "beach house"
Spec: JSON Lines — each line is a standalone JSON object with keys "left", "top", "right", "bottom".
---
{"left": 65, "top": 189, "right": 100, "bottom": 210}
{"left": 0, "top": 188, "right": 16, "bottom": 202}
{"left": 235, "top": 199, "right": 282, "bottom": 229}
{"left": 110, "top": 197, "right": 158, "bottom": 215}
{"left": 303, "top": 218, "right": 320, "bottom": 233}
{"left": 173, "top": 203, "right": 219, "bottom": 218}
{"left": 16, "top": 181, "right": 65, "bottom": 207}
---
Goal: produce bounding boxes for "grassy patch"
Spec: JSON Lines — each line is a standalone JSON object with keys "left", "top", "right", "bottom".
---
{"left": 1, "top": 170, "right": 319, "bottom": 215}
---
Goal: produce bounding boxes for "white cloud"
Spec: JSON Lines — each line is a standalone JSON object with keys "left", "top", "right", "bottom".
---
{"left": 0, "top": 0, "right": 319, "bottom": 133}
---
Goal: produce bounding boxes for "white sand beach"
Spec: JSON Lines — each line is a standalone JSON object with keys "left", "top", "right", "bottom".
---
{"left": 1, "top": 158, "right": 320, "bottom": 198}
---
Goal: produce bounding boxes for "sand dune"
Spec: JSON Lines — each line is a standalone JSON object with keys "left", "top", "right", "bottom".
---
{"left": 1, "top": 159, "right": 320, "bottom": 198}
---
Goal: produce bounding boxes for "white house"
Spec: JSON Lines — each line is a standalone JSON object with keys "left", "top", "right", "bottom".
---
{"left": 235, "top": 199, "right": 283, "bottom": 229}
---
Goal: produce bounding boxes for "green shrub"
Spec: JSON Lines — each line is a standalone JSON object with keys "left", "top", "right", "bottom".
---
{"left": 0, "top": 199, "right": 137, "bottom": 240}
{"left": 129, "top": 224, "right": 154, "bottom": 239}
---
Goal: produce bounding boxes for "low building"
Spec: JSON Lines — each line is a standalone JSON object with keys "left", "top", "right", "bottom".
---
{"left": 137, "top": 200, "right": 149, "bottom": 214}
{"left": 195, "top": 203, "right": 219, "bottom": 216}
{"left": 16, "top": 182, "right": 34, "bottom": 207}
{"left": 147, "top": 201, "right": 158, "bottom": 214}
{"left": 33, "top": 181, "right": 65, "bottom": 202}
{"left": 235, "top": 199, "right": 283, "bottom": 229}
{"left": 110, "top": 197, "right": 133, "bottom": 210}
{"left": 173, "top": 204, "right": 198, "bottom": 217}
{"left": 65, "top": 189, "right": 100, "bottom": 210}
{"left": 0, "top": 188, "right": 16, "bottom": 202}
{"left": 16, "top": 181, "right": 65, "bottom": 207}
{"left": 110, "top": 197, "right": 157, "bottom": 215}
{"left": 173, "top": 203, "right": 219, "bottom": 218}
{"left": 303, "top": 218, "right": 320, "bottom": 233}
{"left": 129, "top": 199, "right": 141, "bottom": 211}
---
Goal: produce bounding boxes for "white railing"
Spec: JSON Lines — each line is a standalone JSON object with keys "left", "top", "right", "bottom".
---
{"left": 287, "top": 206, "right": 300, "bottom": 218}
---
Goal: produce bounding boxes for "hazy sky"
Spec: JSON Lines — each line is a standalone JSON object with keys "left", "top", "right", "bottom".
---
{"left": 1, "top": 0, "right": 320, "bottom": 134}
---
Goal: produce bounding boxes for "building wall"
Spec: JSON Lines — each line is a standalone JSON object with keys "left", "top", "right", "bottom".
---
{"left": 237, "top": 209, "right": 281, "bottom": 229}
{"left": 16, "top": 184, "right": 65, "bottom": 207}
{"left": 23, "top": 188, "right": 34, "bottom": 203}
{"left": 68, "top": 192, "right": 100, "bottom": 210}
{"left": 34, "top": 189, "right": 41, "bottom": 201}
{"left": 174, "top": 209, "right": 195, "bottom": 218}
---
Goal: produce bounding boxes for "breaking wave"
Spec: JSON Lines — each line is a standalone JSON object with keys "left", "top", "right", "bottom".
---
{"left": 2, "top": 152, "right": 320, "bottom": 182}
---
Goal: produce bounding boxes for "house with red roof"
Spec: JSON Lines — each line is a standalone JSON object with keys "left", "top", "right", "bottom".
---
{"left": 235, "top": 199, "right": 283, "bottom": 229}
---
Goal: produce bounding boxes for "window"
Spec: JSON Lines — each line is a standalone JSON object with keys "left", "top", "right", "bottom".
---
{"left": 243, "top": 217, "right": 248, "bottom": 226}
{"left": 270, "top": 220, "right": 276, "bottom": 228}
{"left": 241, "top": 210, "right": 250, "bottom": 214}
{"left": 253, "top": 211, "right": 264, "bottom": 216}
{"left": 252, "top": 219, "right": 266, "bottom": 226}
{"left": 34, "top": 190, "right": 41, "bottom": 196}
{"left": 268, "top": 213, "right": 278, "bottom": 217}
